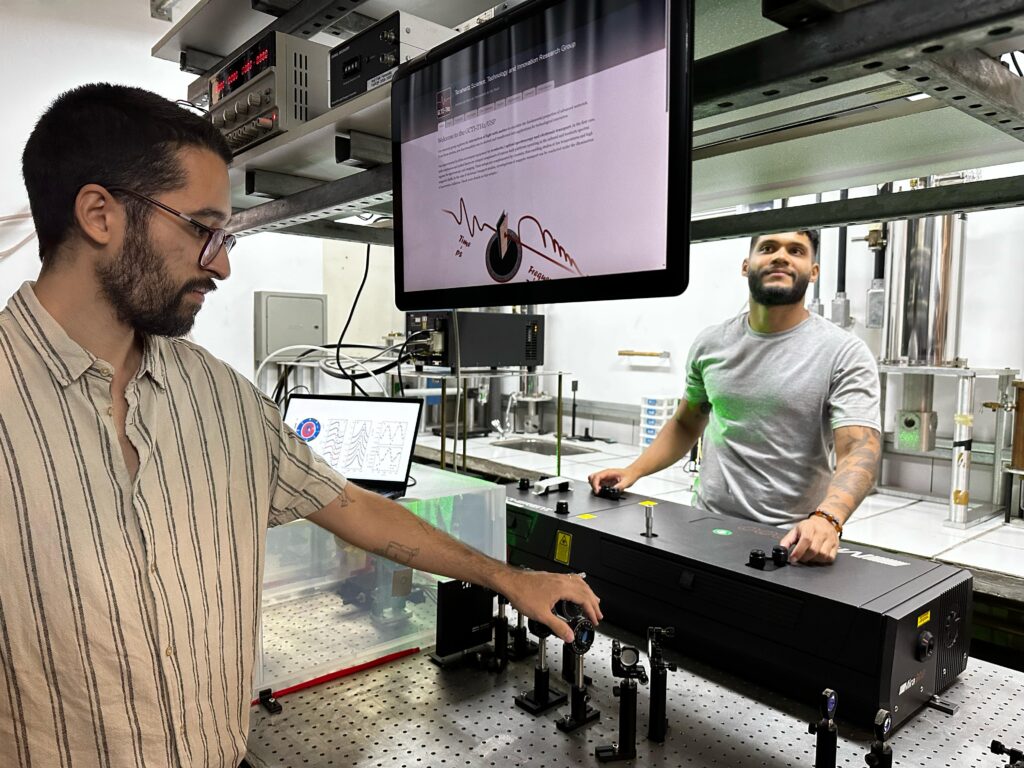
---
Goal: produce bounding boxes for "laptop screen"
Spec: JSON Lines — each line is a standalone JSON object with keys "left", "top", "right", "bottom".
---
{"left": 284, "top": 395, "right": 423, "bottom": 485}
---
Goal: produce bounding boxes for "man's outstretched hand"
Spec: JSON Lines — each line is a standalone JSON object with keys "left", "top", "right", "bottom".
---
{"left": 496, "top": 568, "right": 603, "bottom": 644}
{"left": 779, "top": 515, "right": 840, "bottom": 564}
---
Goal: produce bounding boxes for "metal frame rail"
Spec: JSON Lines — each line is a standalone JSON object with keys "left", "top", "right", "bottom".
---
{"left": 224, "top": 0, "right": 1024, "bottom": 241}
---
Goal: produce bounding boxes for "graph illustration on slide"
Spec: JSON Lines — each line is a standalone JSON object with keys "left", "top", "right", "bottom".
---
{"left": 441, "top": 197, "right": 585, "bottom": 284}
{"left": 297, "top": 415, "right": 411, "bottom": 478}
{"left": 343, "top": 420, "right": 372, "bottom": 472}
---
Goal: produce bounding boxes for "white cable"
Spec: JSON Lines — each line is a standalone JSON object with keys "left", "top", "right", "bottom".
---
{"left": 0, "top": 213, "right": 32, "bottom": 222}
{"left": 318, "top": 352, "right": 386, "bottom": 394}
{"left": 0, "top": 229, "right": 36, "bottom": 261}
{"left": 254, "top": 344, "right": 330, "bottom": 392}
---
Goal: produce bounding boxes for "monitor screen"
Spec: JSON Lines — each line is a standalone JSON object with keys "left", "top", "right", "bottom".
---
{"left": 284, "top": 395, "right": 422, "bottom": 484}
{"left": 391, "top": 0, "right": 692, "bottom": 310}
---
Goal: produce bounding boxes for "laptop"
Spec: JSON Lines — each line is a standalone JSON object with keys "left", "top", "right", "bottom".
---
{"left": 285, "top": 394, "right": 424, "bottom": 500}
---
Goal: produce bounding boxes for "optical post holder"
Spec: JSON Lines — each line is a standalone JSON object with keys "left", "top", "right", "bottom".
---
{"left": 595, "top": 640, "right": 648, "bottom": 762}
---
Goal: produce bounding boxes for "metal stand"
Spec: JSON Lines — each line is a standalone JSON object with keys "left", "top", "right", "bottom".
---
{"left": 478, "top": 596, "right": 510, "bottom": 672}
{"left": 595, "top": 641, "right": 648, "bottom": 762}
{"left": 647, "top": 627, "right": 677, "bottom": 743}
{"left": 514, "top": 620, "right": 567, "bottom": 715}
{"left": 807, "top": 688, "right": 839, "bottom": 768}
{"left": 561, "top": 641, "right": 592, "bottom": 687}
{"left": 508, "top": 612, "right": 538, "bottom": 661}
{"left": 555, "top": 653, "right": 600, "bottom": 733}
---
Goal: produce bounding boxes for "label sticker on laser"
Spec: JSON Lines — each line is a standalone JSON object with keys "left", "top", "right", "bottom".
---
{"left": 577, "top": 514, "right": 597, "bottom": 520}
{"left": 917, "top": 610, "right": 931, "bottom": 628}
{"left": 554, "top": 531, "right": 572, "bottom": 565}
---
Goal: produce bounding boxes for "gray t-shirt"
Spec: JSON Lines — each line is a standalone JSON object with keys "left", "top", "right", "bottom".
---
{"left": 685, "top": 312, "right": 880, "bottom": 526}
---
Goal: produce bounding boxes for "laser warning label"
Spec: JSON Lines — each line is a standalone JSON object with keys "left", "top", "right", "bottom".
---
{"left": 554, "top": 531, "right": 573, "bottom": 565}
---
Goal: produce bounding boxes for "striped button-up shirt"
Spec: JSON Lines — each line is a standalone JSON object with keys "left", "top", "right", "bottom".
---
{"left": 0, "top": 282, "right": 347, "bottom": 768}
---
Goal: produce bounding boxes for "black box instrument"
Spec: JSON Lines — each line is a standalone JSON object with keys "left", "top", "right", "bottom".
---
{"left": 505, "top": 486, "right": 972, "bottom": 731}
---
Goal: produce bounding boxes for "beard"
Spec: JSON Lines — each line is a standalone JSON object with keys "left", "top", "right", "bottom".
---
{"left": 748, "top": 265, "right": 811, "bottom": 307}
{"left": 96, "top": 212, "right": 215, "bottom": 337}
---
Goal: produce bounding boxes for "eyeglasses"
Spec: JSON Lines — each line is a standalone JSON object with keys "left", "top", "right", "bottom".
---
{"left": 108, "top": 187, "right": 235, "bottom": 267}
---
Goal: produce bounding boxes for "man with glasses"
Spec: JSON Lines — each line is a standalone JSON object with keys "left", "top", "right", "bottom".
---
{"left": 0, "top": 83, "right": 601, "bottom": 768}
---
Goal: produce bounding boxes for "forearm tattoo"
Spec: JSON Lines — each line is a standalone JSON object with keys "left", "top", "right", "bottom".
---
{"left": 375, "top": 541, "right": 420, "bottom": 566}
{"left": 820, "top": 426, "right": 881, "bottom": 522}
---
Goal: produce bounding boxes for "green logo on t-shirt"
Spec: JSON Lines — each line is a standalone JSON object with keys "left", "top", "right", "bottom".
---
{"left": 712, "top": 528, "right": 733, "bottom": 536}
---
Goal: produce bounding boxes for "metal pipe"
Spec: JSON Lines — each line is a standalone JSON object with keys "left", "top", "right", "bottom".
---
{"left": 461, "top": 386, "right": 468, "bottom": 473}
{"left": 948, "top": 374, "right": 976, "bottom": 525}
{"left": 440, "top": 378, "right": 447, "bottom": 470}
{"left": 882, "top": 203, "right": 966, "bottom": 367}
{"left": 992, "top": 372, "right": 1014, "bottom": 505}
{"left": 1012, "top": 381, "right": 1024, "bottom": 471}
{"left": 836, "top": 190, "right": 849, "bottom": 294}
{"left": 556, "top": 374, "right": 563, "bottom": 477}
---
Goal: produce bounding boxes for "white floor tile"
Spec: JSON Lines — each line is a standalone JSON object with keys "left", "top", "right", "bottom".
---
{"left": 580, "top": 441, "right": 642, "bottom": 459}
{"left": 623, "top": 475, "right": 690, "bottom": 499}
{"left": 851, "top": 493, "right": 917, "bottom": 521}
{"left": 843, "top": 502, "right": 978, "bottom": 558}
{"left": 649, "top": 464, "right": 698, "bottom": 487}
{"left": 970, "top": 523, "right": 1024, "bottom": 551}
{"left": 939, "top": 540, "right": 1024, "bottom": 578}
{"left": 651, "top": 488, "right": 697, "bottom": 505}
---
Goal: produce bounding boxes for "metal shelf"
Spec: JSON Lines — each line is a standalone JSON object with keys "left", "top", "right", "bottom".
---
{"left": 213, "top": 0, "right": 1024, "bottom": 242}
{"left": 226, "top": 85, "right": 392, "bottom": 211}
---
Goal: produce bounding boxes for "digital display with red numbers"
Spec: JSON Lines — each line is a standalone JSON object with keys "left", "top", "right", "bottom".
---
{"left": 209, "top": 33, "right": 276, "bottom": 105}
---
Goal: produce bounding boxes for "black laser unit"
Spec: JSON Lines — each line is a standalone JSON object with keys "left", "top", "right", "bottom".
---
{"left": 406, "top": 311, "right": 544, "bottom": 369}
{"left": 505, "top": 487, "right": 972, "bottom": 732}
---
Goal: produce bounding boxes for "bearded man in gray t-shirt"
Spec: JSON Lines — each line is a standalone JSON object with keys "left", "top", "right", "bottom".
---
{"left": 589, "top": 230, "right": 881, "bottom": 565}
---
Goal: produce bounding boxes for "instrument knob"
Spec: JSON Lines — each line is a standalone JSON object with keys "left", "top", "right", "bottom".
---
{"left": 771, "top": 546, "right": 789, "bottom": 567}
{"left": 555, "top": 501, "right": 569, "bottom": 515}
{"left": 916, "top": 630, "right": 936, "bottom": 661}
{"left": 748, "top": 549, "right": 766, "bottom": 569}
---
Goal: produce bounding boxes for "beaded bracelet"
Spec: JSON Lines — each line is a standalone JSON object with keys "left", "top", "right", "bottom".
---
{"left": 809, "top": 509, "right": 844, "bottom": 538}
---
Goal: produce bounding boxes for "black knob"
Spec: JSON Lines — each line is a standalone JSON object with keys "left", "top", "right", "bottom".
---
{"left": 916, "top": 630, "right": 936, "bottom": 661}
{"left": 771, "top": 546, "right": 789, "bottom": 567}
{"left": 555, "top": 500, "right": 570, "bottom": 515}
{"left": 527, "top": 618, "right": 552, "bottom": 639}
{"left": 748, "top": 549, "right": 766, "bottom": 569}
{"left": 518, "top": 477, "right": 531, "bottom": 490}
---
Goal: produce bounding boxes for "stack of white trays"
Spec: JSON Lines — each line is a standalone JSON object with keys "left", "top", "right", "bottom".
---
{"left": 638, "top": 396, "right": 679, "bottom": 447}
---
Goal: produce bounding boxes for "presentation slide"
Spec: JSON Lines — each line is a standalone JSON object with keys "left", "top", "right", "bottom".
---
{"left": 287, "top": 399, "right": 419, "bottom": 483}
{"left": 398, "top": 0, "right": 669, "bottom": 293}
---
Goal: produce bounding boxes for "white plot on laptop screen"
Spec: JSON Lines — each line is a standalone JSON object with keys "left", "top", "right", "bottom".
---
{"left": 286, "top": 397, "right": 419, "bottom": 483}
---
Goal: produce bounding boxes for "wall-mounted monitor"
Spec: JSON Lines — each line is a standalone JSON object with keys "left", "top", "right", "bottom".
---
{"left": 391, "top": 0, "right": 692, "bottom": 310}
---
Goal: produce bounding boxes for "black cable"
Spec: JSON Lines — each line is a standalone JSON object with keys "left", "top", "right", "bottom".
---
{"left": 396, "top": 330, "right": 431, "bottom": 397}
{"left": 282, "top": 385, "right": 311, "bottom": 415}
{"left": 271, "top": 341, "right": 390, "bottom": 406}
{"left": 335, "top": 244, "right": 372, "bottom": 396}
{"left": 1011, "top": 50, "right": 1024, "bottom": 78}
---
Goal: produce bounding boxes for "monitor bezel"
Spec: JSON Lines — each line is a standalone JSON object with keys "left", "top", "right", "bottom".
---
{"left": 391, "top": 0, "right": 693, "bottom": 311}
